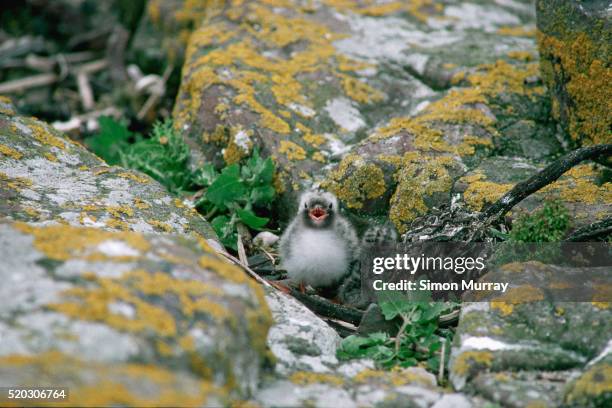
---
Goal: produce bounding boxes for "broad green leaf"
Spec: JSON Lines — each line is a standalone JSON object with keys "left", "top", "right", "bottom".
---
{"left": 85, "top": 116, "right": 132, "bottom": 165}
{"left": 377, "top": 290, "right": 413, "bottom": 320}
{"left": 250, "top": 185, "right": 276, "bottom": 205}
{"left": 237, "top": 208, "right": 269, "bottom": 229}
{"left": 206, "top": 164, "right": 246, "bottom": 207}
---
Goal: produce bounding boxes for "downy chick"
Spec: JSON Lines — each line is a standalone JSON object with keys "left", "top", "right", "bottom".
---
{"left": 279, "top": 190, "right": 359, "bottom": 292}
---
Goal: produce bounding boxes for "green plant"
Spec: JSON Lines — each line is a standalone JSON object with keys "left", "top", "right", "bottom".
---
{"left": 193, "top": 149, "right": 276, "bottom": 250}
{"left": 85, "top": 116, "right": 134, "bottom": 165}
{"left": 121, "top": 120, "right": 192, "bottom": 193}
{"left": 510, "top": 200, "right": 570, "bottom": 242}
{"left": 337, "top": 290, "right": 456, "bottom": 374}
{"left": 88, "top": 117, "right": 277, "bottom": 251}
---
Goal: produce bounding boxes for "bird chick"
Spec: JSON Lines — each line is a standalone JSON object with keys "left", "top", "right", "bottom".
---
{"left": 279, "top": 190, "right": 359, "bottom": 292}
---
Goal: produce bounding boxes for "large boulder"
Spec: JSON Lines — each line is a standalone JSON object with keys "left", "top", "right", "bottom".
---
{"left": 536, "top": 0, "right": 611, "bottom": 147}
{"left": 449, "top": 261, "right": 612, "bottom": 407}
{"left": 453, "top": 156, "right": 611, "bottom": 229}
{"left": 0, "top": 99, "right": 217, "bottom": 242}
{"left": 172, "top": 0, "right": 550, "bottom": 222}
{"left": 0, "top": 103, "right": 273, "bottom": 403}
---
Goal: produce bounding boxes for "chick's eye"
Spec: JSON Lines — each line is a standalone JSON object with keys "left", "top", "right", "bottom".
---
{"left": 304, "top": 203, "right": 308, "bottom": 209}
{"left": 328, "top": 203, "right": 333, "bottom": 209}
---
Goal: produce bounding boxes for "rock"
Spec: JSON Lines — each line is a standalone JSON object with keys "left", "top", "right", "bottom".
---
{"left": 564, "top": 353, "right": 612, "bottom": 407}
{"left": 260, "top": 289, "right": 460, "bottom": 407}
{"left": 264, "top": 290, "right": 341, "bottom": 375}
{"left": 0, "top": 103, "right": 273, "bottom": 401}
{"left": 536, "top": 0, "right": 611, "bottom": 147}
{"left": 0, "top": 102, "right": 218, "bottom": 243}
{"left": 0, "top": 220, "right": 272, "bottom": 401}
{"left": 453, "top": 156, "right": 611, "bottom": 229}
{"left": 449, "top": 261, "right": 611, "bottom": 407}
{"left": 172, "top": 1, "right": 542, "bottom": 211}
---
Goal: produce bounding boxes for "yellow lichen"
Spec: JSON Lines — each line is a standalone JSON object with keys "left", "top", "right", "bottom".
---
{"left": 389, "top": 154, "right": 456, "bottom": 232}
{"left": 107, "top": 205, "right": 135, "bottom": 218}
{"left": 30, "top": 123, "right": 66, "bottom": 150}
{"left": 278, "top": 140, "right": 307, "bottom": 161}
{"left": 14, "top": 223, "right": 150, "bottom": 262}
{"left": 289, "top": 371, "right": 344, "bottom": 386}
{"left": 460, "top": 172, "right": 514, "bottom": 211}
{"left": 148, "top": 220, "right": 174, "bottom": 233}
{"left": 453, "top": 351, "right": 494, "bottom": 376}
{"left": 324, "top": 155, "right": 386, "bottom": 209}
{"left": 0, "top": 172, "right": 33, "bottom": 191}
{"left": 497, "top": 26, "right": 536, "bottom": 37}
{"left": 491, "top": 285, "right": 544, "bottom": 316}
{"left": 0, "top": 144, "right": 23, "bottom": 160}
{"left": 565, "top": 364, "right": 612, "bottom": 404}
{"left": 44, "top": 152, "right": 58, "bottom": 162}
{"left": 538, "top": 31, "right": 611, "bottom": 145}
{"left": 134, "top": 198, "right": 151, "bottom": 210}
{"left": 118, "top": 172, "right": 150, "bottom": 184}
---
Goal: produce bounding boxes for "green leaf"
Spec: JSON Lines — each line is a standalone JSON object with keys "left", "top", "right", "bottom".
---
{"left": 250, "top": 185, "right": 276, "bottom": 205}
{"left": 193, "top": 164, "right": 219, "bottom": 187}
{"left": 85, "top": 116, "right": 132, "bottom": 165}
{"left": 206, "top": 164, "right": 246, "bottom": 208}
{"left": 211, "top": 215, "right": 237, "bottom": 250}
{"left": 377, "top": 290, "right": 413, "bottom": 320}
{"left": 237, "top": 208, "right": 269, "bottom": 229}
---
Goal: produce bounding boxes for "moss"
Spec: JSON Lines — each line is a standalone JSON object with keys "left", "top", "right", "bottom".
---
{"left": 538, "top": 30, "right": 611, "bottom": 146}
{"left": 452, "top": 351, "right": 494, "bottom": 376}
{"left": 0, "top": 143, "right": 23, "bottom": 160}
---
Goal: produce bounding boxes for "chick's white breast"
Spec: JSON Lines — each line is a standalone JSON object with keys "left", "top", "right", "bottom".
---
{"left": 284, "top": 228, "right": 349, "bottom": 287}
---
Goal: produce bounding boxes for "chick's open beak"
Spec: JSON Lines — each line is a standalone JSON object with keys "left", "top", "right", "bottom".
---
{"left": 309, "top": 205, "right": 328, "bottom": 221}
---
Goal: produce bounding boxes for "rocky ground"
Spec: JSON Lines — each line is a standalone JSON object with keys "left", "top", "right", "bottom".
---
{"left": 0, "top": 0, "right": 610, "bottom": 407}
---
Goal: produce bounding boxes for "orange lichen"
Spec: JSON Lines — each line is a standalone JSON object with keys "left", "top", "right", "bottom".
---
{"left": 0, "top": 144, "right": 23, "bottom": 160}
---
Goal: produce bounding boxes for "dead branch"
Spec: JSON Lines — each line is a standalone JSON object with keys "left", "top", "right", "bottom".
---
{"left": 77, "top": 72, "right": 95, "bottom": 110}
{"left": 481, "top": 144, "right": 612, "bottom": 223}
{"left": 565, "top": 217, "right": 612, "bottom": 242}
{"left": 0, "top": 73, "right": 58, "bottom": 93}
{"left": 288, "top": 287, "right": 364, "bottom": 326}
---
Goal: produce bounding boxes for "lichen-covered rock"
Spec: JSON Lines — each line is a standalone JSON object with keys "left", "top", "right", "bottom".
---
{"left": 0, "top": 220, "right": 272, "bottom": 401}
{"left": 453, "top": 156, "right": 611, "bottom": 228}
{"left": 536, "top": 0, "right": 611, "bottom": 147}
{"left": 449, "top": 261, "right": 611, "bottom": 407}
{"left": 0, "top": 102, "right": 217, "bottom": 243}
{"left": 564, "top": 353, "right": 612, "bottom": 407}
{"left": 324, "top": 56, "right": 556, "bottom": 232}
{"left": 173, "top": 0, "right": 546, "bottom": 211}
{"left": 260, "top": 289, "right": 482, "bottom": 407}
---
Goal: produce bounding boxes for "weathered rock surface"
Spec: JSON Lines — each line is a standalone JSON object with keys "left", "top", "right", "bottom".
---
{"left": 0, "top": 99, "right": 218, "bottom": 243}
{"left": 449, "top": 261, "right": 612, "bottom": 407}
{"left": 536, "top": 0, "right": 611, "bottom": 147}
{"left": 453, "top": 156, "right": 611, "bottom": 229}
{"left": 173, "top": 0, "right": 554, "bottom": 221}
{"left": 260, "top": 290, "right": 483, "bottom": 407}
{"left": 0, "top": 103, "right": 274, "bottom": 403}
